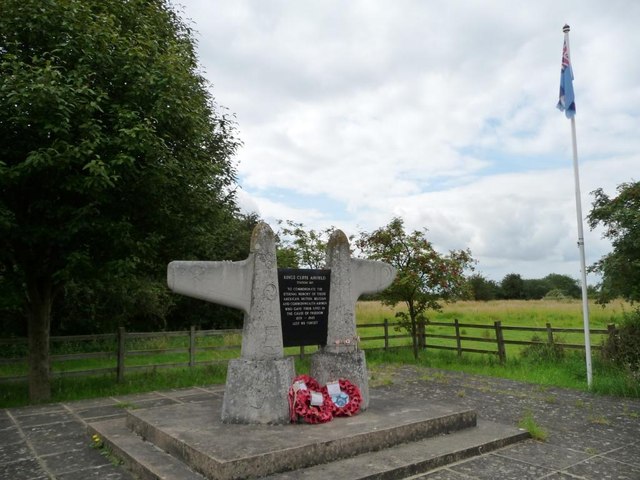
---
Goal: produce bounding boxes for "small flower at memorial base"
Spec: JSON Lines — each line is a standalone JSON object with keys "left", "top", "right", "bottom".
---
{"left": 91, "top": 434, "right": 103, "bottom": 449}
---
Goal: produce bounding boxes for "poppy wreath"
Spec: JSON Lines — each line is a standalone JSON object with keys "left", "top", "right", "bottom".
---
{"left": 292, "top": 374, "right": 321, "bottom": 391}
{"left": 323, "top": 379, "right": 362, "bottom": 417}
{"left": 288, "top": 375, "right": 333, "bottom": 424}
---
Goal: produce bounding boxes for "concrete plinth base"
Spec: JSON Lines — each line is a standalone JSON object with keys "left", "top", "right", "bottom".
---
{"left": 309, "top": 349, "right": 369, "bottom": 410}
{"left": 221, "top": 357, "right": 295, "bottom": 424}
{"left": 89, "top": 388, "right": 529, "bottom": 480}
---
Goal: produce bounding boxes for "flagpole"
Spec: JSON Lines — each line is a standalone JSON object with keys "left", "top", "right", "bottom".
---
{"left": 564, "top": 24, "right": 593, "bottom": 388}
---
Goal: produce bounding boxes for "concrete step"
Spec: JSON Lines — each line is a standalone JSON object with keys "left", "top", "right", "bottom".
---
{"left": 88, "top": 418, "right": 206, "bottom": 480}
{"left": 262, "top": 420, "right": 530, "bottom": 480}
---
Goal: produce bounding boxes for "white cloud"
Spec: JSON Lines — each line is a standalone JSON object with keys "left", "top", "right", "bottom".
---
{"left": 177, "top": 0, "right": 640, "bottom": 281}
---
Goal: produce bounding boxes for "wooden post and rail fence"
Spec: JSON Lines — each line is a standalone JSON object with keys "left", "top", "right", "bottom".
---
{"left": 0, "top": 320, "right": 617, "bottom": 383}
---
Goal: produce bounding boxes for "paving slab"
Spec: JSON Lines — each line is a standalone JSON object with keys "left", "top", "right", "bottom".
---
{"left": 0, "top": 456, "right": 48, "bottom": 480}
{"left": 0, "top": 426, "right": 23, "bottom": 446}
{"left": 0, "top": 411, "right": 15, "bottom": 430}
{"left": 169, "top": 391, "right": 222, "bottom": 404}
{"left": 156, "top": 387, "right": 213, "bottom": 399}
{"left": 447, "top": 453, "right": 555, "bottom": 479}
{"left": 12, "top": 411, "right": 77, "bottom": 428}
{"left": 72, "top": 404, "right": 128, "bottom": 422}
{"left": 603, "top": 442, "right": 640, "bottom": 468}
{"left": 8, "top": 404, "right": 66, "bottom": 417}
{"left": 568, "top": 455, "right": 640, "bottom": 479}
{"left": 23, "top": 421, "right": 91, "bottom": 457}
{"left": 40, "top": 446, "right": 115, "bottom": 476}
{"left": 411, "top": 470, "right": 470, "bottom": 480}
{"left": 493, "top": 440, "right": 592, "bottom": 470}
{"left": 56, "top": 463, "right": 135, "bottom": 480}
{"left": 0, "top": 440, "right": 31, "bottom": 465}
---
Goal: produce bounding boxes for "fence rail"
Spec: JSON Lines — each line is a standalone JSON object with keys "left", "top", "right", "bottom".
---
{"left": 0, "top": 320, "right": 616, "bottom": 382}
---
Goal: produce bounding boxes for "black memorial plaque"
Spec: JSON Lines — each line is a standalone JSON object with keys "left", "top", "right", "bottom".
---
{"left": 278, "top": 268, "right": 330, "bottom": 347}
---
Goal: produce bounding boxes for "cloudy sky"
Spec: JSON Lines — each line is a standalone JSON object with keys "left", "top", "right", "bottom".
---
{"left": 173, "top": 0, "right": 639, "bottom": 282}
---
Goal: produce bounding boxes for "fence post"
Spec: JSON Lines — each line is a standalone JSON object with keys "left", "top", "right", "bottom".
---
{"left": 300, "top": 345, "right": 305, "bottom": 360}
{"left": 546, "top": 322, "right": 554, "bottom": 345}
{"left": 383, "top": 319, "right": 389, "bottom": 351}
{"left": 189, "top": 326, "right": 196, "bottom": 367}
{"left": 494, "top": 321, "right": 506, "bottom": 364}
{"left": 418, "top": 318, "right": 426, "bottom": 350}
{"left": 454, "top": 319, "right": 462, "bottom": 357}
{"left": 117, "top": 326, "right": 125, "bottom": 383}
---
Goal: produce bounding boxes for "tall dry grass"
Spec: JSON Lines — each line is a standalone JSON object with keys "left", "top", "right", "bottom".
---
{"left": 356, "top": 299, "right": 632, "bottom": 328}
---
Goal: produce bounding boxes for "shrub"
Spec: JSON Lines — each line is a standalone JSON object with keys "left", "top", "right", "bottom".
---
{"left": 601, "top": 308, "right": 640, "bottom": 379}
{"left": 520, "top": 335, "right": 565, "bottom": 362}
{"left": 544, "top": 289, "right": 568, "bottom": 300}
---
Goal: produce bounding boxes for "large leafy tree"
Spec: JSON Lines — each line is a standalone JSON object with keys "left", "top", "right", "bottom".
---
{"left": 357, "top": 217, "right": 474, "bottom": 359}
{"left": 522, "top": 278, "right": 550, "bottom": 300}
{"left": 501, "top": 273, "right": 525, "bottom": 299}
{"left": 588, "top": 181, "right": 640, "bottom": 303}
{"left": 0, "top": 0, "right": 240, "bottom": 401}
{"left": 467, "top": 274, "right": 501, "bottom": 301}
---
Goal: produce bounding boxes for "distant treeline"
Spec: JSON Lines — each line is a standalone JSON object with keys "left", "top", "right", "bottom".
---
{"left": 466, "top": 273, "right": 588, "bottom": 301}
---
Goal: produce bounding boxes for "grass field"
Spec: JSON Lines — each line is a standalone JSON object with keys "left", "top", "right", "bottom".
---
{"left": 0, "top": 299, "right": 637, "bottom": 407}
{"left": 357, "top": 299, "right": 639, "bottom": 399}
{"left": 356, "top": 299, "right": 630, "bottom": 355}
{"left": 356, "top": 298, "right": 630, "bottom": 328}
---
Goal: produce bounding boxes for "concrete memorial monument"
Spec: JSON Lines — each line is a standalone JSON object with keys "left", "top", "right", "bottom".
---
{"left": 90, "top": 229, "right": 526, "bottom": 480}
{"left": 167, "top": 222, "right": 395, "bottom": 423}
{"left": 168, "top": 222, "right": 295, "bottom": 424}
{"left": 310, "top": 230, "right": 396, "bottom": 410}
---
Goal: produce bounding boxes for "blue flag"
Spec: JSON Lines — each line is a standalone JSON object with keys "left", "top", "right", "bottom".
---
{"left": 557, "top": 37, "right": 576, "bottom": 118}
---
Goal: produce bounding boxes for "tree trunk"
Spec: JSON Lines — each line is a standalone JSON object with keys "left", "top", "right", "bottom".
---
{"left": 26, "top": 277, "right": 53, "bottom": 403}
{"left": 409, "top": 311, "right": 419, "bottom": 360}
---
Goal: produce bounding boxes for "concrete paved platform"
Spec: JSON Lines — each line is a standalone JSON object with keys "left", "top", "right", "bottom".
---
{"left": 89, "top": 390, "right": 524, "bottom": 479}
{"left": 2, "top": 366, "right": 639, "bottom": 479}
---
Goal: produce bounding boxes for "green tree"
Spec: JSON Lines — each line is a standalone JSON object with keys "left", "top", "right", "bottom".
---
{"left": 467, "top": 274, "right": 501, "bottom": 301}
{"left": 51, "top": 211, "right": 257, "bottom": 335}
{"left": 542, "top": 274, "right": 581, "bottom": 299}
{"left": 0, "top": 0, "right": 240, "bottom": 401}
{"left": 275, "top": 220, "right": 351, "bottom": 269}
{"left": 357, "top": 217, "right": 474, "bottom": 359}
{"left": 501, "top": 273, "right": 525, "bottom": 299}
{"left": 522, "top": 278, "right": 549, "bottom": 300}
{"left": 588, "top": 181, "right": 640, "bottom": 303}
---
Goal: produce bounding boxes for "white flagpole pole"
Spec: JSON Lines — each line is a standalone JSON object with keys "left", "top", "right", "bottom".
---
{"left": 564, "top": 24, "right": 593, "bottom": 388}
